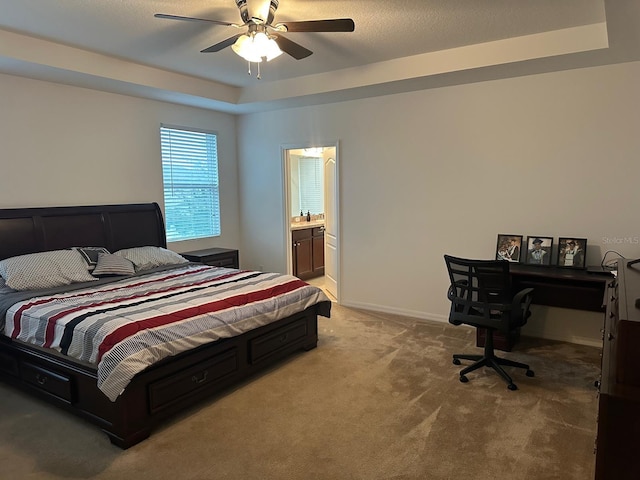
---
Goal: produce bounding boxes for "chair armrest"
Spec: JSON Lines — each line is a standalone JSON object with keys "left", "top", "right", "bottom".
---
{"left": 447, "top": 280, "right": 470, "bottom": 301}
{"left": 512, "top": 287, "right": 534, "bottom": 313}
{"left": 513, "top": 287, "right": 534, "bottom": 303}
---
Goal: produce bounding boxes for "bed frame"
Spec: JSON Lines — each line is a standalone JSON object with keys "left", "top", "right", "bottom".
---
{"left": 0, "top": 203, "right": 326, "bottom": 448}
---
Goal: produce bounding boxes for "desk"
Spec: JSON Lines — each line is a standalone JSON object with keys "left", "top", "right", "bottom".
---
{"left": 478, "top": 264, "right": 611, "bottom": 350}
{"left": 510, "top": 264, "right": 610, "bottom": 312}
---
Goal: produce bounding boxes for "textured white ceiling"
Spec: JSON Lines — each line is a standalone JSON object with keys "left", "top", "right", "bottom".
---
{"left": 0, "top": 0, "right": 637, "bottom": 113}
{"left": 0, "top": 0, "right": 605, "bottom": 87}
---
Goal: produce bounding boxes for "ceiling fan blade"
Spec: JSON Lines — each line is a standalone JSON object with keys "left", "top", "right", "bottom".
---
{"left": 276, "top": 18, "right": 355, "bottom": 33}
{"left": 272, "top": 34, "right": 313, "bottom": 60}
{"left": 201, "top": 34, "right": 244, "bottom": 53}
{"left": 154, "top": 13, "right": 238, "bottom": 28}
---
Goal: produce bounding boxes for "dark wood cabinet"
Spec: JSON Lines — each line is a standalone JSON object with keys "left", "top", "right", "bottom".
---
{"left": 312, "top": 227, "right": 325, "bottom": 277}
{"left": 292, "top": 228, "right": 313, "bottom": 278}
{"left": 595, "top": 263, "right": 640, "bottom": 480}
{"left": 292, "top": 226, "right": 324, "bottom": 280}
{"left": 181, "top": 248, "right": 239, "bottom": 269}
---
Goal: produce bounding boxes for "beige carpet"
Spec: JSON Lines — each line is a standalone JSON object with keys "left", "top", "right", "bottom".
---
{"left": 0, "top": 304, "right": 600, "bottom": 480}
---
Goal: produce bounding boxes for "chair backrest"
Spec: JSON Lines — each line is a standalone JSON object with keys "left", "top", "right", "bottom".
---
{"left": 444, "top": 254, "right": 514, "bottom": 331}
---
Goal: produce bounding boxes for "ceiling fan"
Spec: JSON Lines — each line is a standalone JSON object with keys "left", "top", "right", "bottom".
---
{"left": 155, "top": 0, "right": 355, "bottom": 65}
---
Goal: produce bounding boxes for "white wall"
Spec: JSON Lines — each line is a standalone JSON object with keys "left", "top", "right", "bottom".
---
{"left": 0, "top": 73, "right": 240, "bottom": 254}
{"left": 2, "top": 62, "right": 638, "bottom": 346}
{"left": 237, "top": 61, "right": 640, "bottom": 345}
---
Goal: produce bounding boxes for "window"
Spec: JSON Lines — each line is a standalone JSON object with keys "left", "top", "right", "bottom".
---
{"left": 297, "top": 157, "right": 324, "bottom": 214}
{"left": 160, "top": 125, "right": 220, "bottom": 242}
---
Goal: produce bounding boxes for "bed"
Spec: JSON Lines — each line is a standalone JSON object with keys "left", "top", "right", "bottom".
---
{"left": 0, "top": 202, "right": 331, "bottom": 448}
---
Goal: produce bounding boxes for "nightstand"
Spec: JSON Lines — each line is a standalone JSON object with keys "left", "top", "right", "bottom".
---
{"left": 181, "top": 248, "right": 239, "bottom": 269}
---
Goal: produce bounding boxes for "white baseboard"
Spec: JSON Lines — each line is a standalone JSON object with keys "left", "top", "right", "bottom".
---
{"left": 522, "top": 328, "right": 602, "bottom": 348}
{"left": 340, "top": 300, "right": 449, "bottom": 324}
{"left": 339, "top": 301, "right": 602, "bottom": 347}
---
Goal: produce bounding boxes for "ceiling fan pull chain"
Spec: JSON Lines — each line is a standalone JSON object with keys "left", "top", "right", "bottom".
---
{"left": 257, "top": 62, "right": 261, "bottom": 80}
{"left": 247, "top": 61, "right": 251, "bottom": 76}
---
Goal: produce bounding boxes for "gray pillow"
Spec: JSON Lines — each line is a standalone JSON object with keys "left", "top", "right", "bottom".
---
{"left": 114, "top": 246, "right": 188, "bottom": 271}
{"left": 74, "top": 246, "right": 111, "bottom": 271}
{"left": 92, "top": 253, "right": 135, "bottom": 277}
{"left": 0, "top": 249, "right": 98, "bottom": 291}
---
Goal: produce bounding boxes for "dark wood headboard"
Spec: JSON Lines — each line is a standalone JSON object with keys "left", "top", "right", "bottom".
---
{"left": 0, "top": 203, "right": 166, "bottom": 261}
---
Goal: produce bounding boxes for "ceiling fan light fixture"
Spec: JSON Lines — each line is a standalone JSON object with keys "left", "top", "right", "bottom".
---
{"left": 231, "top": 31, "right": 282, "bottom": 63}
{"left": 231, "top": 34, "right": 259, "bottom": 62}
{"left": 156, "top": 1, "right": 355, "bottom": 78}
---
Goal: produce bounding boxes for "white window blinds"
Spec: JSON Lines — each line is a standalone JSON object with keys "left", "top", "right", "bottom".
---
{"left": 298, "top": 157, "right": 324, "bottom": 214}
{"left": 160, "top": 126, "right": 220, "bottom": 242}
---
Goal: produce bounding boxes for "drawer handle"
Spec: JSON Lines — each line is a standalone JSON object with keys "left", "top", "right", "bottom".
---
{"left": 607, "top": 333, "right": 614, "bottom": 341}
{"left": 191, "top": 371, "right": 209, "bottom": 384}
{"left": 35, "top": 373, "right": 48, "bottom": 385}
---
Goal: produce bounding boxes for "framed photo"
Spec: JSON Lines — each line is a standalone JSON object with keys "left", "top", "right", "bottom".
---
{"left": 524, "top": 236, "right": 553, "bottom": 266}
{"left": 496, "top": 234, "right": 523, "bottom": 263}
{"left": 557, "top": 237, "right": 587, "bottom": 269}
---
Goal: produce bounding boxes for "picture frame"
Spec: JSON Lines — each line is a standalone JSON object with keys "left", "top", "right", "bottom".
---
{"left": 496, "top": 234, "right": 523, "bottom": 263}
{"left": 524, "top": 236, "right": 553, "bottom": 266}
{"left": 557, "top": 237, "right": 587, "bottom": 269}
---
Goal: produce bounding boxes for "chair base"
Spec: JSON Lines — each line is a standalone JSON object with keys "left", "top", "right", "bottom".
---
{"left": 453, "top": 353, "right": 534, "bottom": 390}
{"left": 453, "top": 325, "right": 534, "bottom": 390}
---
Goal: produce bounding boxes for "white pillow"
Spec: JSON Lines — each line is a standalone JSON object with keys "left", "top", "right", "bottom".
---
{"left": 0, "top": 249, "right": 99, "bottom": 291}
{"left": 92, "top": 253, "right": 136, "bottom": 277}
{"left": 114, "top": 246, "right": 188, "bottom": 271}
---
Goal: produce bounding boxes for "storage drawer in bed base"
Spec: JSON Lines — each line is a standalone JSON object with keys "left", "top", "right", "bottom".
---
{"left": 21, "top": 360, "right": 74, "bottom": 403}
{"left": 249, "top": 317, "right": 310, "bottom": 364}
{"left": 148, "top": 347, "right": 239, "bottom": 414}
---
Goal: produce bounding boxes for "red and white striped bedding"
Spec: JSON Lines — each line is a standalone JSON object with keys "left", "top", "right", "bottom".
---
{"left": 4, "top": 264, "right": 330, "bottom": 401}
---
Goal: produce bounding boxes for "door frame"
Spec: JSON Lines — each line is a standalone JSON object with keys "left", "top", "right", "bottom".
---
{"left": 282, "top": 142, "right": 340, "bottom": 302}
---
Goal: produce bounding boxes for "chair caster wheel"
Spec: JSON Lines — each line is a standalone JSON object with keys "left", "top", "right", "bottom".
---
{"left": 453, "top": 358, "right": 461, "bottom": 365}
{"left": 459, "top": 375, "right": 468, "bottom": 383}
{"left": 508, "top": 383, "right": 518, "bottom": 391}
{"left": 526, "top": 370, "right": 535, "bottom": 378}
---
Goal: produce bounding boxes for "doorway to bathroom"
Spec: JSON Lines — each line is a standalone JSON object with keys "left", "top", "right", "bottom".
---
{"left": 284, "top": 144, "right": 339, "bottom": 301}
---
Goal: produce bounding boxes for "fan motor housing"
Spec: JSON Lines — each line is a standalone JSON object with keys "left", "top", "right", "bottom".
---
{"left": 236, "top": 0, "right": 279, "bottom": 24}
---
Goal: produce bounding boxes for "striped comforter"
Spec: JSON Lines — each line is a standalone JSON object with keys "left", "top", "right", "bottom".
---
{"left": 3, "top": 264, "right": 330, "bottom": 401}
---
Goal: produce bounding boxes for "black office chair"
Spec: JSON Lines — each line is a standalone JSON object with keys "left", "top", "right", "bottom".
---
{"left": 444, "top": 254, "right": 535, "bottom": 390}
